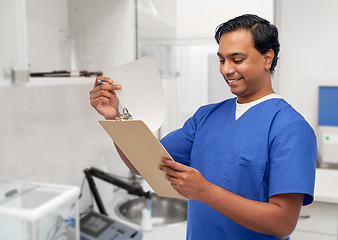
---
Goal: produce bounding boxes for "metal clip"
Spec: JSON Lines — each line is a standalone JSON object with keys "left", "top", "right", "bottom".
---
{"left": 116, "top": 107, "right": 133, "bottom": 121}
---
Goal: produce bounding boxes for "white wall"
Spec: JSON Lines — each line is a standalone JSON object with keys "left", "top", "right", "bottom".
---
{"left": 176, "top": 0, "right": 274, "bottom": 44}
{"left": 138, "top": 0, "right": 274, "bottom": 45}
{"left": 0, "top": 0, "right": 136, "bottom": 212}
{"left": 274, "top": 0, "right": 338, "bottom": 130}
{"left": 177, "top": 45, "right": 221, "bottom": 125}
{"left": 137, "top": 0, "right": 176, "bottom": 43}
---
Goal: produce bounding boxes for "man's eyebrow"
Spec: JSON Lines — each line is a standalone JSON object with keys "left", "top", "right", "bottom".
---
{"left": 217, "top": 52, "right": 247, "bottom": 58}
{"left": 229, "top": 52, "right": 248, "bottom": 57}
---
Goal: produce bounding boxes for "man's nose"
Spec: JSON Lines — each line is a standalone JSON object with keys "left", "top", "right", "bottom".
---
{"left": 221, "top": 62, "right": 235, "bottom": 76}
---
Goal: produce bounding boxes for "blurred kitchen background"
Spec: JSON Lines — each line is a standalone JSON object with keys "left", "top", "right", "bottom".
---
{"left": 1, "top": 0, "right": 338, "bottom": 239}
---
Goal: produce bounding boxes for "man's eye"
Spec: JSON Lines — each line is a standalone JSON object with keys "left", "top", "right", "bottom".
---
{"left": 219, "top": 59, "right": 225, "bottom": 63}
{"left": 234, "top": 59, "right": 244, "bottom": 63}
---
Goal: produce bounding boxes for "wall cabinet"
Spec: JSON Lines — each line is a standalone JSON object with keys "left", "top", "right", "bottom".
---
{"left": 291, "top": 201, "right": 338, "bottom": 240}
{"left": 0, "top": 0, "right": 136, "bottom": 86}
{"left": 291, "top": 231, "right": 336, "bottom": 240}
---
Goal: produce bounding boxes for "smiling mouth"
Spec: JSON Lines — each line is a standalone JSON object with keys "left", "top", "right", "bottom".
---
{"left": 227, "top": 77, "right": 243, "bottom": 83}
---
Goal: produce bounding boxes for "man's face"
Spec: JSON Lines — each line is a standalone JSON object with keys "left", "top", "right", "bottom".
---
{"left": 217, "top": 29, "right": 272, "bottom": 103}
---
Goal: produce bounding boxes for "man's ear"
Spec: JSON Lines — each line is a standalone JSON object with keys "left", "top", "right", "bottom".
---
{"left": 264, "top": 49, "right": 274, "bottom": 71}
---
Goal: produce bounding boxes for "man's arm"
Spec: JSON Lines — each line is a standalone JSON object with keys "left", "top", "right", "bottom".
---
{"left": 159, "top": 158, "right": 303, "bottom": 240}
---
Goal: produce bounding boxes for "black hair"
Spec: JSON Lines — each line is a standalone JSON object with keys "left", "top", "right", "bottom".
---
{"left": 215, "top": 14, "right": 280, "bottom": 73}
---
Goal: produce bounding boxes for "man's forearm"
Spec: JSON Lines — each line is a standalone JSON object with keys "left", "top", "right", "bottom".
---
{"left": 200, "top": 183, "right": 303, "bottom": 239}
{"left": 159, "top": 158, "right": 301, "bottom": 239}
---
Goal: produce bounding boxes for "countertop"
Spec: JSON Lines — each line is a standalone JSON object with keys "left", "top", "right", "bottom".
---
{"left": 314, "top": 168, "right": 338, "bottom": 204}
{"left": 103, "top": 168, "right": 338, "bottom": 240}
{"left": 105, "top": 186, "right": 186, "bottom": 240}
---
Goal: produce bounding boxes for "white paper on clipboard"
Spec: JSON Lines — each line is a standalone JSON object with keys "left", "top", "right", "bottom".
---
{"left": 104, "top": 55, "right": 165, "bottom": 132}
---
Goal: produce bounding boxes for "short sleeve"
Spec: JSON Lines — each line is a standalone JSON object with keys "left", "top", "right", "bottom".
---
{"left": 160, "top": 115, "right": 197, "bottom": 166}
{"left": 160, "top": 104, "right": 213, "bottom": 166}
{"left": 269, "top": 120, "right": 317, "bottom": 206}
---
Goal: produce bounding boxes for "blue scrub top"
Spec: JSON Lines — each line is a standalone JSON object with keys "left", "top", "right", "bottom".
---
{"left": 161, "top": 98, "right": 317, "bottom": 240}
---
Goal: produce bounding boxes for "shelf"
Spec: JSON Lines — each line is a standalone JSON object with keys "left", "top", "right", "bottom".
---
{"left": 26, "top": 77, "right": 95, "bottom": 87}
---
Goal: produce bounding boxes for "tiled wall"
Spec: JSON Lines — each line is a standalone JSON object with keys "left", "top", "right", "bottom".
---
{"left": 0, "top": 82, "right": 130, "bottom": 210}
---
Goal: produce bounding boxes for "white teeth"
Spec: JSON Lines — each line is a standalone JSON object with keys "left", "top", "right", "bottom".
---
{"left": 228, "top": 78, "right": 241, "bottom": 83}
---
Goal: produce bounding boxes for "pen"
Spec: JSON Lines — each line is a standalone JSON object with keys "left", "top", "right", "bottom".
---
{"left": 97, "top": 79, "right": 111, "bottom": 85}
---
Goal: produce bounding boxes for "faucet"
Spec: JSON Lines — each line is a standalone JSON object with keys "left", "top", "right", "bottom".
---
{"left": 128, "top": 171, "right": 145, "bottom": 187}
{"left": 83, "top": 167, "right": 151, "bottom": 216}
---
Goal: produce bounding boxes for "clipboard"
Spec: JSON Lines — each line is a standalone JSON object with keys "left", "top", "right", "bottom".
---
{"left": 99, "top": 109, "right": 184, "bottom": 199}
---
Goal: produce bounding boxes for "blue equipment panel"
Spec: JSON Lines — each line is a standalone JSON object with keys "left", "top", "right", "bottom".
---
{"left": 318, "top": 86, "right": 338, "bottom": 126}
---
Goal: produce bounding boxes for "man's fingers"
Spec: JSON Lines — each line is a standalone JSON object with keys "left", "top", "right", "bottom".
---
{"left": 160, "top": 164, "right": 177, "bottom": 176}
{"left": 94, "top": 76, "right": 113, "bottom": 86}
{"left": 90, "top": 89, "right": 115, "bottom": 101}
{"left": 92, "top": 83, "right": 122, "bottom": 94}
{"left": 90, "top": 97, "right": 110, "bottom": 108}
{"left": 161, "top": 158, "right": 188, "bottom": 172}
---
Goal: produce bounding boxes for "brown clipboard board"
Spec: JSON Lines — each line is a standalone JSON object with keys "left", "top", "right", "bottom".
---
{"left": 99, "top": 120, "right": 184, "bottom": 199}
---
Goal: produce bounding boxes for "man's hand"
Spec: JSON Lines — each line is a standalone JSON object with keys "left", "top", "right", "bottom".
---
{"left": 158, "top": 158, "right": 211, "bottom": 200}
{"left": 89, "top": 76, "right": 122, "bottom": 119}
